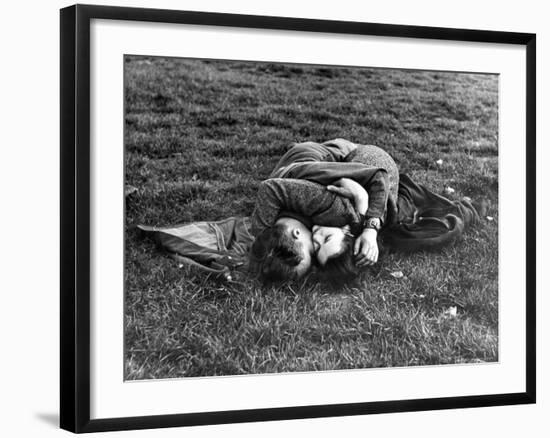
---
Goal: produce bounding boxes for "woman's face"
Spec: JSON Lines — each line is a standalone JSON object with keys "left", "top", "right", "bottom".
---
{"left": 312, "top": 225, "right": 349, "bottom": 265}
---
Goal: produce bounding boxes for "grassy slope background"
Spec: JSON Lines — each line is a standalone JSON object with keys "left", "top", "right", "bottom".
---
{"left": 124, "top": 56, "right": 498, "bottom": 379}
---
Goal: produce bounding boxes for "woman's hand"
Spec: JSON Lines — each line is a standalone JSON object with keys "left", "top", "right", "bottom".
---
{"left": 354, "top": 228, "right": 379, "bottom": 267}
{"left": 327, "top": 178, "right": 369, "bottom": 214}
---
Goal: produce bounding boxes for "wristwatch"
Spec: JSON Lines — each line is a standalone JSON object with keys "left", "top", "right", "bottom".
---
{"left": 365, "top": 217, "right": 381, "bottom": 232}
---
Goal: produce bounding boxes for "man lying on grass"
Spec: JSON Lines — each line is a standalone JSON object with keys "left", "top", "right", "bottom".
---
{"left": 139, "top": 139, "right": 479, "bottom": 283}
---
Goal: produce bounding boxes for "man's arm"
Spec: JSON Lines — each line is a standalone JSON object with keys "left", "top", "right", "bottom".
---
{"left": 280, "top": 161, "right": 390, "bottom": 223}
{"left": 251, "top": 178, "right": 358, "bottom": 236}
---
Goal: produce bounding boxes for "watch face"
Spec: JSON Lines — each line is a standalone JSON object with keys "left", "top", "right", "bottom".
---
{"left": 367, "top": 219, "right": 380, "bottom": 230}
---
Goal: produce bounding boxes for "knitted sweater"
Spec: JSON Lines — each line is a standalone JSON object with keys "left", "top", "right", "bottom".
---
{"left": 269, "top": 139, "right": 396, "bottom": 223}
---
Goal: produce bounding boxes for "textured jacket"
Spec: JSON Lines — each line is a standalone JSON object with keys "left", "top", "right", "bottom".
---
{"left": 269, "top": 139, "right": 397, "bottom": 222}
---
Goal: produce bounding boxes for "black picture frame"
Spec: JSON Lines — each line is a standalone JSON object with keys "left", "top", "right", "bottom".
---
{"left": 60, "top": 3, "right": 536, "bottom": 433}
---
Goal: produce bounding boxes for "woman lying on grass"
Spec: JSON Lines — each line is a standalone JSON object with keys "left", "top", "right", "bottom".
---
{"left": 138, "top": 139, "right": 480, "bottom": 284}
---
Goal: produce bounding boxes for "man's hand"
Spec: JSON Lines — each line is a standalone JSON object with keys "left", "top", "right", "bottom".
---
{"left": 326, "top": 178, "right": 369, "bottom": 214}
{"left": 326, "top": 178, "right": 364, "bottom": 199}
{"left": 354, "top": 228, "right": 379, "bottom": 267}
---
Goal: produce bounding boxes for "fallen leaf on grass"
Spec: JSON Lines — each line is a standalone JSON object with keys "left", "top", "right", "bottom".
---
{"left": 390, "top": 271, "right": 404, "bottom": 279}
{"left": 486, "top": 216, "right": 494, "bottom": 221}
{"left": 444, "top": 186, "right": 455, "bottom": 195}
{"left": 125, "top": 185, "right": 138, "bottom": 197}
{"left": 444, "top": 306, "right": 458, "bottom": 317}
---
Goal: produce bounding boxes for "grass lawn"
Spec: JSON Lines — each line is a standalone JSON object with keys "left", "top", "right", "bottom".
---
{"left": 124, "top": 56, "right": 498, "bottom": 379}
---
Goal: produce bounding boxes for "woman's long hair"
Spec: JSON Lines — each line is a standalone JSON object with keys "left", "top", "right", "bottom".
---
{"left": 320, "top": 231, "right": 359, "bottom": 283}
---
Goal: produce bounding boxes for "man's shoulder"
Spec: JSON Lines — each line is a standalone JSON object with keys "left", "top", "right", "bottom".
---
{"left": 320, "top": 138, "right": 357, "bottom": 160}
{"left": 322, "top": 138, "right": 356, "bottom": 150}
{"left": 289, "top": 140, "right": 324, "bottom": 149}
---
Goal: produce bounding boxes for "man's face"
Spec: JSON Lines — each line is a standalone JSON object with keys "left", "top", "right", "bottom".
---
{"left": 276, "top": 217, "right": 313, "bottom": 278}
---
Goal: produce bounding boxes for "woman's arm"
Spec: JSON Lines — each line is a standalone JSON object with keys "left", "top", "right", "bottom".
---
{"left": 326, "top": 178, "right": 380, "bottom": 267}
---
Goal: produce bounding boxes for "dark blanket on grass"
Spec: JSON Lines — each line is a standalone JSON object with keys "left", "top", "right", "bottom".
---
{"left": 381, "top": 174, "right": 479, "bottom": 251}
{"left": 138, "top": 174, "right": 479, "bottom": 278}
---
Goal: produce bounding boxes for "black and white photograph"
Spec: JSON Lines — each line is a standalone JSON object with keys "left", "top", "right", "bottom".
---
{"left": 1, "top": 0, "right": 545, "bottom": 435}
{"left": 124, "top": 56, "right": 499, "bottom": 380}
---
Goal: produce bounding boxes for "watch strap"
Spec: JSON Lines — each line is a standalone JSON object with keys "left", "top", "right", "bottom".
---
{"left": 365, "top": 217, "right": 381, "bottom": 232}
